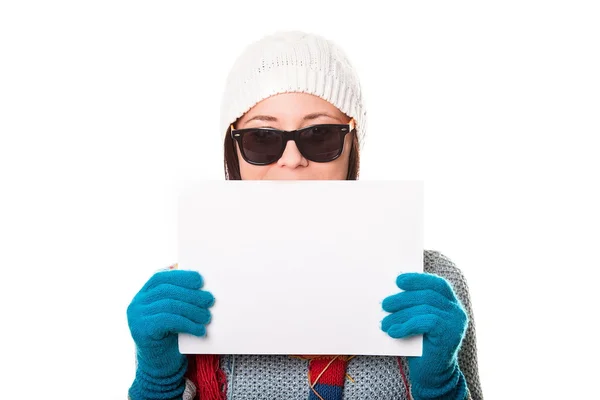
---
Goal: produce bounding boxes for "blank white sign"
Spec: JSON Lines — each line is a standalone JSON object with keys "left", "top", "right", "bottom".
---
{"left": 178, "top": 180, "right": 424, "bottom": 356}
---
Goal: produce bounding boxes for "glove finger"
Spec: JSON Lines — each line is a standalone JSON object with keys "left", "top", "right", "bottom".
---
{"left": 396, "top": 273, "right": 455, "bottom": 301}
{"left": 144, "top": 299, "right": 212, "bottom": 325}
{"left": 143, "top": 284, "right": 215, "bottom": 308}
{"left": 145, "top": 313, "right": 207, "bottom": 339}
{"left": 141, "top": 270, "right": 205, "bottom": 292}
{"left": 386, "top": 314, "right": 443, "bottom": 339}
{"left": 382, "top": 304, "right": 446, "bottom": 332}
{"left": 382, "top": 289, "right": 453, "bottom": 313}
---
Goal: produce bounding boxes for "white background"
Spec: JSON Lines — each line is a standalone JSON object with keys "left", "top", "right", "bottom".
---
{"left": 1, "top": 1, "right": 598, "bottom": 399}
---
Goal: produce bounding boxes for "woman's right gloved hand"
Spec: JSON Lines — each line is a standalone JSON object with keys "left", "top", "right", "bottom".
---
{"left": 127, "top": 269, "right": 215, "bottom": 400}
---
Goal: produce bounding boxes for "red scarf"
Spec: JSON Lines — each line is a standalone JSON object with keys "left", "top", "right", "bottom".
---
{"left": 185, "top": 355, "right": 227, "bottom": 400}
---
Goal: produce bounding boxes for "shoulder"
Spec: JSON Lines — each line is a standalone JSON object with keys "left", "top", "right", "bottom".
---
{"left": 423, "top": 249, "right": 462, "bottom": 278}
{"left": 423, "top": 249, "right": 472, "bottom": 305}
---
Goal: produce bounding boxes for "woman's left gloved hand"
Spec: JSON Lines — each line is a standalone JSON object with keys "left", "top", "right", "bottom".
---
{"left": 381, "top": 273, "right": 469, "bottom": 400}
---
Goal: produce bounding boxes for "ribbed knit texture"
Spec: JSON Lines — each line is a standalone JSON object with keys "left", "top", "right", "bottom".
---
{"left": 180, "top": 250, "right": 483, "bottom": 400}
{"left": 219, "top": 31, "right": 367, "bottom": 146}
{"left": 306, "top": 356, "right": 351, "bottom": 400}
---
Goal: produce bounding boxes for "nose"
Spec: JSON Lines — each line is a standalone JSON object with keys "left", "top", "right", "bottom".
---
{"left": 276, "top": 140, "right": 308, "bottom": 169}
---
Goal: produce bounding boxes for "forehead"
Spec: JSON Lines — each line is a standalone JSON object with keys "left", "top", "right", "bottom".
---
{"left": 243, "top": 92, "right": 345, "bottom": 119}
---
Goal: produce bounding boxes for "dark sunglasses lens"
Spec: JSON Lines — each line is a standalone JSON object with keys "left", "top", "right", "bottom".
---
{"left": 241, "top": 130, "right": 283, "bottom": 164}
{"left": 297, "top": 126, "right": 345, "bottom": 162}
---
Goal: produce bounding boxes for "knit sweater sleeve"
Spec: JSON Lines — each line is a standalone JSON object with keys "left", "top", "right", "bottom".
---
{"left": 423, "top": 250, "right": 484, "bottom": 400}
{"left": 126, "top": 378, "right": 196, "bottom": 400}
{"left": 182, "top": 378, "right": 197, "bottom": 400}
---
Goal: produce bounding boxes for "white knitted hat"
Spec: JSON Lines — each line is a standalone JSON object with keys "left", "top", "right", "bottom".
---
{"left": 219, "top": 31, "right": 367, "bottom": 145}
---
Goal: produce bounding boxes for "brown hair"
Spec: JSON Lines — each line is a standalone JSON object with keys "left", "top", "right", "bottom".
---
{"left": 223, "top": 126, "right": 361, "bottom": 180}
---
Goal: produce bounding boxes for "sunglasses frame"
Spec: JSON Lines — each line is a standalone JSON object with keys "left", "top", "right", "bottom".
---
{"left": 230, "top": 118, "right": 356, "bottom": 166}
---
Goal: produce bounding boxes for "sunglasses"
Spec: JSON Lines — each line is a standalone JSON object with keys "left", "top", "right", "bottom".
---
{"left": 230, "top": 119, "right": 356, "bottom": 166}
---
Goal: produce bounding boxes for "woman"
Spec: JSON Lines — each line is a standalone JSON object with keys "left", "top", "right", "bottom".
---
{"left": 127, "top": 31, "right": 483, "bottom": 400}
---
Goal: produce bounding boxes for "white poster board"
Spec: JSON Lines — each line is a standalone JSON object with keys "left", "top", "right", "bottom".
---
{"left": 178, "top": 180, "right": 424, "bottom": 356}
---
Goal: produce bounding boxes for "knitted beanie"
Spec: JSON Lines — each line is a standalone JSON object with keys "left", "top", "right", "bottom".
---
{"left": 219, "top": 30, "right": 367, "bottom": 145}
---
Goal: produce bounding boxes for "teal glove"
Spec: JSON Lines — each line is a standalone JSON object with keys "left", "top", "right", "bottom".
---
{"left": 127, "top": 270, "right": 214, "bottom": 400}
{"left": 382, "top": 273, "right": 468, "bottom": 400}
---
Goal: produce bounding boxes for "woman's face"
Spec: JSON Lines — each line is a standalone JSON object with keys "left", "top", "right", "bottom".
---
{"left": 234, "top": 93, "right": 353, "bottom": 180}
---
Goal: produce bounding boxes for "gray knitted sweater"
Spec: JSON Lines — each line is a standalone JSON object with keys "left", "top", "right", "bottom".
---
{"left": 177, "top": 250, "right": 483, "bottom": 400}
